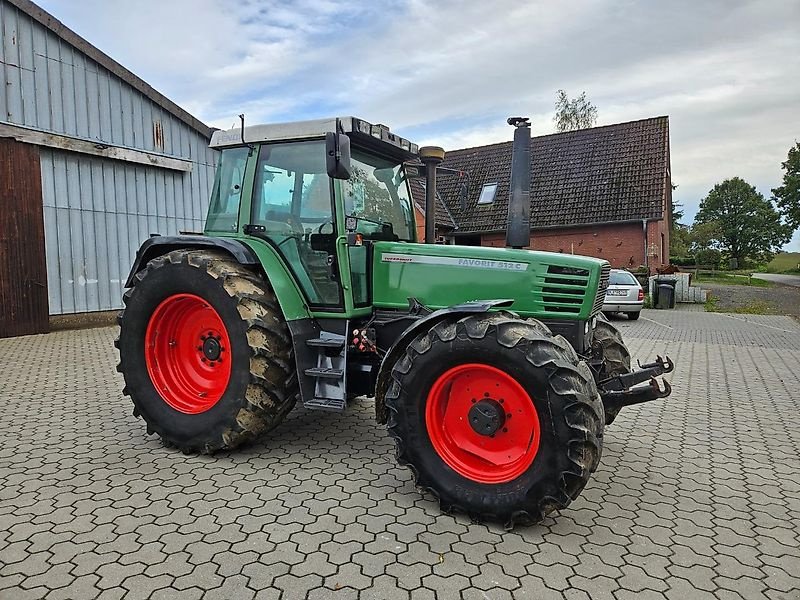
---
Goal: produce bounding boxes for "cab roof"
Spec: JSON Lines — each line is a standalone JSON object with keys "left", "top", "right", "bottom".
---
{"left": 210, "top": 116, "right": 419, "bottom": 160}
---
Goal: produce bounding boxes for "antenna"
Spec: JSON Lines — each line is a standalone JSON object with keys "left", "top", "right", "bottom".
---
{"left": 239, "top": 114, "right": 255, "bottom": 155}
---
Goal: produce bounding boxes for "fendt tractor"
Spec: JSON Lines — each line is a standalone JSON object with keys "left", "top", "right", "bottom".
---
{"left": 117, "top": 116, "right": 673, "bottom": 527}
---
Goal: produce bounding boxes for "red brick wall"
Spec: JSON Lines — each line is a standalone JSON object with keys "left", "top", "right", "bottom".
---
{"left": 414, "top": 207, "right": 425, "bottom": 242}
{"left": 478, "top": 220, "right": 669, "bottom": 270}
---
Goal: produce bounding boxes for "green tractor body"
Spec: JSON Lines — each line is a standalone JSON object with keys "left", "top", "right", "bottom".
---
{"left": 118, "top": 116, "right": 672, "bottom": 527}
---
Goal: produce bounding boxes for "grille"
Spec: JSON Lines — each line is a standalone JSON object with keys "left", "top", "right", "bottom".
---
{"left": 592, "top": 265, "right": 611, "bottom": 314}
{"left": 542, "top": 265, "right": 590, "bottom": 314}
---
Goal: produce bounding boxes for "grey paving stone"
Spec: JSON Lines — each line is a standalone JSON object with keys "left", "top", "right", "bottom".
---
{"left": 0, "top": 311, "right": 798, "bottom": 599}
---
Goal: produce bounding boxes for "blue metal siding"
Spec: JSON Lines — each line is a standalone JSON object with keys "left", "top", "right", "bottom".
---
{"left": 39, "top": 149, "right": 214, "bottom": 314}
{"left": 1, "top": 0, "right": 218, "bottom": 314}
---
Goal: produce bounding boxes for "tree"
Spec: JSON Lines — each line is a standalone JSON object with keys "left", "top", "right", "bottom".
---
{"left": 670, "top": 223, "right": 691, "bottom": 257}
{"left": 688, "top": 221, "right": 721, "bottom": 253}
{"left": 772, "top": 142, "right": 800, "bottom": 230}
{"left": 553, "top": 90, "right": 598, "bottom": 132}
{"left": 694, "top": 177, "right": 791, "bottom": 265}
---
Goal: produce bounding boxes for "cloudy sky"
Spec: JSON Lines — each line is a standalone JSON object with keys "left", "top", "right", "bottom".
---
{"left": 39, "top": 0, "right": 800, "bottom": 250}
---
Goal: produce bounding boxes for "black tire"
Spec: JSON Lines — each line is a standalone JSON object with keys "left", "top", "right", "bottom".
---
{"left": 384, "top": 311, "right": 604, "bottom": 528}
{"left": 593, "top": 314, "right": 632, "bottom": 425}
{"left": 628, "top": 311, "right": 641, "bottom": 321}
{"left": 116, "top": 249, "right": 297, "bottom": 453}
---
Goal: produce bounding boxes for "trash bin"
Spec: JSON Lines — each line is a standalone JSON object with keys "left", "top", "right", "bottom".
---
{"left": 656, "top": 278, "right": 677, "bottom": 309}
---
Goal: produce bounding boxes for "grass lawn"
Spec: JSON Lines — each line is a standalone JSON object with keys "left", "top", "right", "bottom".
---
{"left": 765, "top": 252, "right": 800, "bottom": 274}
{"left": 694, "top": 273, "right": 773, "bottom": 287}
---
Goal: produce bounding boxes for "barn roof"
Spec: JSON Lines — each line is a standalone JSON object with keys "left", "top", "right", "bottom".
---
{"left": 7, "top": 0, "right": 214, "bottom": 139}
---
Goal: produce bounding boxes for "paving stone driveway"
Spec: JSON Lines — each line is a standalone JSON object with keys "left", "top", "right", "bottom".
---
{"left": 1, "top": 308, "right": 799, "bottom": 600}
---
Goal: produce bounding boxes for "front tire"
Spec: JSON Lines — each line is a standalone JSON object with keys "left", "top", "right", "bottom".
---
{"left": 594, "top": 314, "right": 632, "bottom": 425}
{"left": 116, "top": 249, "right": 297, "bottom": 453}
{"left": 384, "top": 312, "right": 604, "bottom": 528}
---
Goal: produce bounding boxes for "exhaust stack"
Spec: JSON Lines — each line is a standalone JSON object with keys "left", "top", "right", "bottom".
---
{"left": 506, "top": 117, "right": 531, "bottom": 249}
{"left": 419, "top": 146, "right": 445, "bottom": 244}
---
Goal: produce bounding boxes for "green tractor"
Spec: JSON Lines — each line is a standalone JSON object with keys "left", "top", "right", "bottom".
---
{"left": 117, "top": 115, "right": 672, "bottom": 527}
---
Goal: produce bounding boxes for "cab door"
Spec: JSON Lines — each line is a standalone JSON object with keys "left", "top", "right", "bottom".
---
{"left": 246, "top": 140, "right": 344, "bottom": 310}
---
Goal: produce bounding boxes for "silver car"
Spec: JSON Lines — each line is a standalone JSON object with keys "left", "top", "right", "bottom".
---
{"left": 602, "top": 269, "right": 644, "bottom": 320}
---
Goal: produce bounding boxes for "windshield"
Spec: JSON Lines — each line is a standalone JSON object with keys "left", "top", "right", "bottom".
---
{"left": 342, "top": 150, "right": 415, "bottom": 241}
{"left": 610, "top": 271, "right": 638, "bottom": 285}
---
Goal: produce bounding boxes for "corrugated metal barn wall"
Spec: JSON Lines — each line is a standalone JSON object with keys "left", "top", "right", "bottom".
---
{"left": 0, "top": 0, "right": 218, "bottom": 314}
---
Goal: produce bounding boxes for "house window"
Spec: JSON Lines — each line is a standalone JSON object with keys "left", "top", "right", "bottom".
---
{"left": 477, "top": 183, "right": 498, "bottom": 205}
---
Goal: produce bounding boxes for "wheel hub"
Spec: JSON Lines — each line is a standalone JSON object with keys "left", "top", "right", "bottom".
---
{"left": 202, "top": 336, "right": 222, "bottom": 361}
{"left": 468, "top": 399, "right": 506, "bottom": 436}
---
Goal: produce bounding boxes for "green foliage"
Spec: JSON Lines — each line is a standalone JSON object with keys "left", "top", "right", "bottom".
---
{"left": 695, "top": 248, "right": 722, "bottom": 268}
{"left": 553, "top": 90, "right": 598, "bottom": 132}
{"left": 732, "top": 300, "right": 772, "bottom": 314}
{"left": 669, "top": 184, "right": 684, "bottom": 231}
{"left": 670, "top": 223, "right": 691, "bottom": 256}
{"left": 704, "top": 292, "right": 717, "bottom": 312}
{"left": 694, "top": 273, "right": 772, "bottom": 287}
{"left": 766, "top": 252, "right": 800, "bottom": 274}
{"left": 669, "top": 256, "right": 695, "bottom": 266}
{"left": 688, "top": 221, "right": 721, "bottom": 253}
{"left": 694, "top": 177, "right": 791, "bottom": 265}
{"left": 772, "top": 142, "right": 800, "bottom": 230}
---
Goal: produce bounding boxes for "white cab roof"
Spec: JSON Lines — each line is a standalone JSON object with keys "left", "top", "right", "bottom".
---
{"left": 209, "top": 116, "right": 418, "bottom": 156}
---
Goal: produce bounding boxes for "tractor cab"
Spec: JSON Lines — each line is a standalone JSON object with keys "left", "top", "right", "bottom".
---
{"left": 207, "top": 117, "right": 419, "bottom": 314}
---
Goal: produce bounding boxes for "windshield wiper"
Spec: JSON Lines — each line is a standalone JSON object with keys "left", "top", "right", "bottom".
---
{"left": 346, "top": 214, "right": 392, "bottom": 230}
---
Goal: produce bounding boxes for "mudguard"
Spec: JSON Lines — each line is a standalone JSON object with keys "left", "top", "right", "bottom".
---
{"left": 124, "top": 235, "right": 259, "bottom": 287}
{"left": 374, "top": 299, "right": 514, "bottom": 423}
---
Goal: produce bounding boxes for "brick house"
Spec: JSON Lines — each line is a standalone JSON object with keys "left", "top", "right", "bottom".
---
{"left": 415, "top": 116, "right": 672, "bottom": 270}
{"left": 408, "top": 178, "right": 458, "bottom": 242}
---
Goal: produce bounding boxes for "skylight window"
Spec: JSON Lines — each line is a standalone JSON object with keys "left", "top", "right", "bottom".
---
{"left": 477, "top": 183, "right": 498, "bottom": 205}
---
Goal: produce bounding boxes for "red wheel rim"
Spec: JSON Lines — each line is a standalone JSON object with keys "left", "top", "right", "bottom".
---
{"left": 144, "top": 294, "right": 232, "bottom": 414}
{"left": 425, "top": 363, "right": 540, "bottom": 484}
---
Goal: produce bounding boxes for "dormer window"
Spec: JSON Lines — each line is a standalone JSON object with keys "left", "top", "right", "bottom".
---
{"left": 477, "top": 183, "right": 498, "bottom": 205}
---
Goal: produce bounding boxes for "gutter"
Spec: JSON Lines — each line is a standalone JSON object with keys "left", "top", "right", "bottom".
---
{"left": 452, "top": 217, "right": 663, "bottom": 236}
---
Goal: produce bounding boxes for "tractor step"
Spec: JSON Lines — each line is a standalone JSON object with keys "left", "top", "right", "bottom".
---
{"left": 304, "top": 367, "right": 344, "bottom": 379}
{"left": 303, "top": 397, "right": 347, "bottom": 412}
{"left": 306, "top": 337, "right": 345, "bottom": 349}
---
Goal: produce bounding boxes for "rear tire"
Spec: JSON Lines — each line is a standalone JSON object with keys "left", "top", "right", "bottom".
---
{"left": 116, "top": 249, "right": 297, "bottom": 453}
{"left": 594, "top": 314, "right": 632, "bottom": 425}
{"left": 628, "top": 311, "right": 641, "bottom": 321}
{"left": 384, "top": 312, "right": 604, "bottom": 528}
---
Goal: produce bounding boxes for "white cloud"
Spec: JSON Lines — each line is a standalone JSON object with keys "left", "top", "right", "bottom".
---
{"left": 37, "top": 0, "right": 800, "bottom": 249}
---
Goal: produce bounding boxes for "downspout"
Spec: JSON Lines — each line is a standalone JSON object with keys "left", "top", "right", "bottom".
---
{"left": 642, "top": 219, "right": 648, "bottom": 268}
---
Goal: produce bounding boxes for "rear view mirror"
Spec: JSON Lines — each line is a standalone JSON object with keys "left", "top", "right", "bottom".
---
{"left": 326, "top": 132, "right": 351, "bottom": 180}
